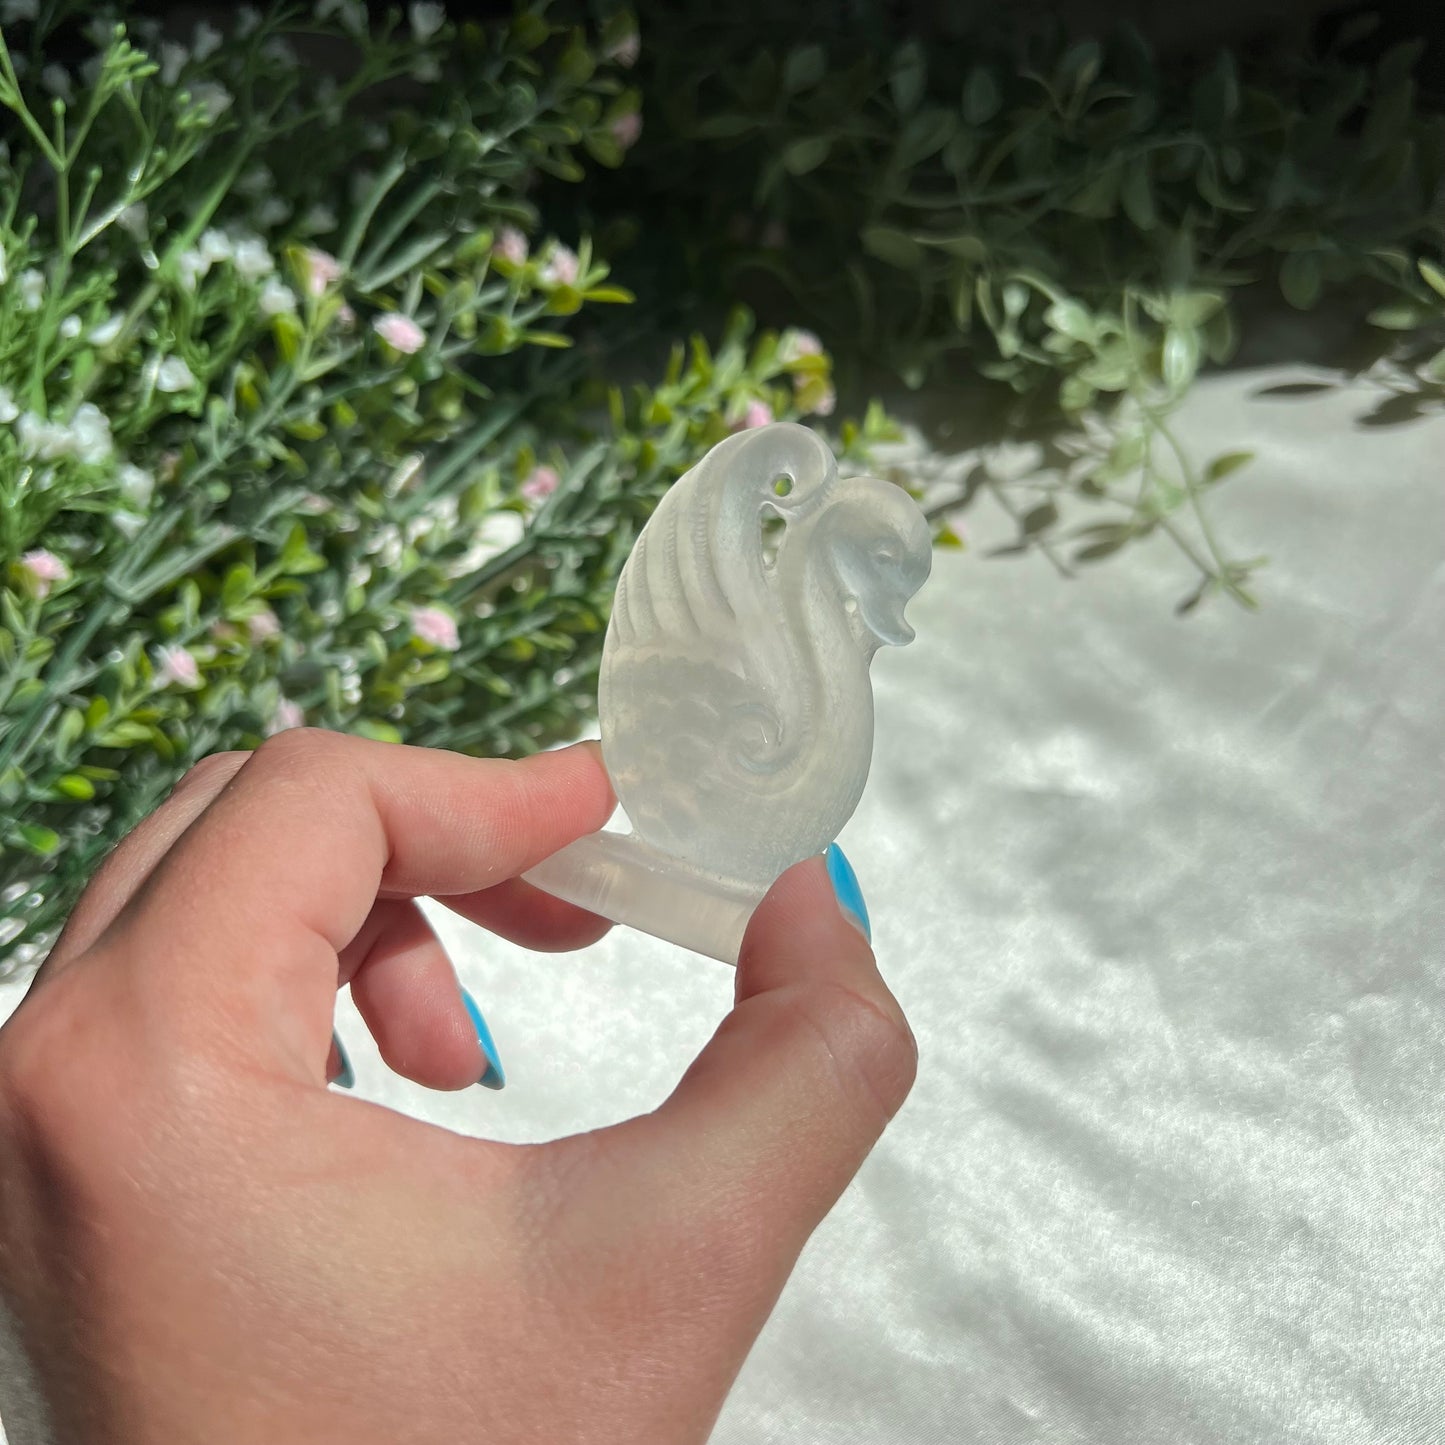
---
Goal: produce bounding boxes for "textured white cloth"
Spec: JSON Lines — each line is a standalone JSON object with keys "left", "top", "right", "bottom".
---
{"left": 2, "top": 364, "right": 1442, "bottom": 1443}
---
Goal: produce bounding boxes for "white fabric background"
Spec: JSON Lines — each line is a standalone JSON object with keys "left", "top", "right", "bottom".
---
{"left": 2, "top": 363, "right": 1442, "bottom": 1442}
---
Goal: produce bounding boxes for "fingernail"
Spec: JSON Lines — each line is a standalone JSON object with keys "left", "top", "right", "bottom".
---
{"left": 825, "top": 842, "right": 871, "bottom": 943}
{"left": 460, "top": 986, "right": 506, "bottom": 1090}
{"left": 329, "top": 1029, "right": 355, "bottom": 1090}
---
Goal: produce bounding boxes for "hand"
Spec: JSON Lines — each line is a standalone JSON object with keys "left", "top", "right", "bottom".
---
{"left": 0, "top": 731, "right": 915, "bottom": 1444}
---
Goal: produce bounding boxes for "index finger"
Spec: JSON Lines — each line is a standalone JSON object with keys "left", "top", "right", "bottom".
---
{"left": 92, "top": 730, "right": 612, "bottom": 1078}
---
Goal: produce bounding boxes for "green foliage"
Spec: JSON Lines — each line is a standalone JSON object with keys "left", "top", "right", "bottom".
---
{"left": 574, "top": 5, "right": 1445, "bottom": 604}
{"left": 0, "top": 2, "right": 856, "bottom": 970}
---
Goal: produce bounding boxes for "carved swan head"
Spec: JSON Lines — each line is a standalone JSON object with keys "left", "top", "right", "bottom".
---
{"left": 783, "top": 475, "right": 933, "bottom": 654}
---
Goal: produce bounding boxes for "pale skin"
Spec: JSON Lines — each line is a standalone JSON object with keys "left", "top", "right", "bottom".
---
{"left": 0, "top": 730, "right": 916, "bottom": 1444}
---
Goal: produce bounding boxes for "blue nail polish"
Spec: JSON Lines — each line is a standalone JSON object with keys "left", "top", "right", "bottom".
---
{"left": 825, "top": 843, "right": 871, "bottom": 943}
{"left": 460, "top": 987, "right": 506, "bottom": 1090}
{"left": 331, "top": 1030, "right": 355, "bottom": 1090}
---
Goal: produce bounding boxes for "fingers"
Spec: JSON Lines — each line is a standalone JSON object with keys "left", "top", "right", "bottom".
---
{"left": 42, "top": 751, "right": 250, "bottom": 977}
{"left": 348, "top": 900, "right": 491, "bottom": 1091}
{"left": 440, "top": 877, "right": 612, "bottom": 953}
{"left": 88, "top": 731, "right": 613, "bottom": 1086}
{"left": 544, "top": 854, "right": 916, "bottom": 1336}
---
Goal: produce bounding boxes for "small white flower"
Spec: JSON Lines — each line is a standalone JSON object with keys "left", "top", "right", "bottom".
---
{"left": 18, "top": 268, "right": 44, "bottom": 311}
{"left": 809, "top": 384, "right": 837, "bottom": 418}
{"left": 2, "top": 0, "right": 40, "bottom": 23}
{"left": 192, "top": 20, "right": 223, "bottom": 61}
{"left": 301, "top": 204, "right": 337, "bottom": 234}
{"left": 117, "top": 463, "right": 154, "bottom": 510}
{"left": 82, "top": 16, "right": 112, "bottom": 46}
{"left": 492, "top": 226, "right": 529, "bottom": 266}
{"left": 198, "top": 227, "right": 233, "bottom": 266}
{"left": 411, "top": 53, "right": 440, "bottom": 83}
{"left": 317, "top": 0, "right": 367, "bottom": 34}
{"left": 738, "top": 399, "right": 774, "bottom": 430}
{"left": 80, "top": 55, "right": 105, "bottom": 90}
{"left": 300, "top": 248, "right": 343, "bottom": 297}
{"left": 260, "top": 36, "right": 297, "bottom": 68}
{"left": 188, "top": 81, "right": 233, "bottom": 122}
{"left": 254, "top": 196, "right": 291, "bottom": 229}
{"left": 409, "top": 1, "right": 445, "bottom": 40}
{"left": 117, "top": 201, "right": 148, "bottom": 238}
{"left": 521, "top": 465, "right": 559, "bottom": 502}
{"left": 257, "top": 277, "right": 297, "bottom": 316}
{"left": 112, "top": 511, "right": 145, "bottom": 538}
{"left": 230, "top": 234, "right": 274, "bottom": 281}
{"left": 410, "top": 606, "right": 459, "bottom": 651}
{"left": 18, "top": 549, "right": 69, "bottom": 598}
{"left": 247, "top": 609, "right": 281, "bottom": 643}
{"left": 39, "top": 64, "right": 72, "bottom": 101}
{"left": 159, "top": 41, "right": 188, "bottom": 87}
{"left": 448, "top": 511, "right": 525, "bottom": 576}
{"left": 607, "top": 31, "right": 640, "bottom": 67}
{"left": 156, "top": 356, "right": 196, "bottom": 393}
{"left": 610, "top": 112, "right": 642, "bottom": 150}
{"left": 779, "top": 328, "right": 823, "bottom": 363}
{"left": 236, "top": 165, "right": 272, "bottom": 198}
{"left": 153, "top": 644, "right": 201, "bottom": 690}
{"left": 236, "top": 5, "right": 262, "bottom": 37}
{"left": 266, "top": 698, "right": 306, "bottom": 735}
{"left": 372, "top": 312, "right": 426, "bottom": 354}
{"left": 0, "top": 388, "right": 17, "bottom": 424}
{"left": 69, "top": 402, "right": 113, "bottom": 464}
{"left": 539, "top": 244, "right": 579, "bottom": 288}
{"left": 175, "top": 249, "right": 210, "bottom": 290}
{"left": 17, "top": 413, "right": 63, "bottom": 459}
{"left": 59, "top": 316, "right": 81, "bottom": 340}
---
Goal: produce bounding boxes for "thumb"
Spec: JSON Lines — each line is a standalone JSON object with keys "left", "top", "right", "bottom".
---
{"left": 593, "top": 849, "right": 917, "bottom": 1309}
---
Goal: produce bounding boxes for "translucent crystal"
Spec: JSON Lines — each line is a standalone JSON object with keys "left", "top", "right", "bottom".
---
{"left": 524, "top": 422, "right": 931, "bottom": 963}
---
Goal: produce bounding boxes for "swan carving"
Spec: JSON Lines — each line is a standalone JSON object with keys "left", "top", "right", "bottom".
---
{"left": 525, "top": 422, "right": 931, "bottom": 962}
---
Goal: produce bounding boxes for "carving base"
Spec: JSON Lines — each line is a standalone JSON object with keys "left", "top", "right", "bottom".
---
{"left": 523, "top": 832, "right": 765, "bottom": 966}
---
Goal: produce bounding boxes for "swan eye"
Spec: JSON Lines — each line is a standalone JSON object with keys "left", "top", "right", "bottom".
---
{"left": 873, "top": 544, "right": 898, "bottom": 565}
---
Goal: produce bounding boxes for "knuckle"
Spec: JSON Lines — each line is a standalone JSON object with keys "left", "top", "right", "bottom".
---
{"left": 784, "top": 981, "right": 918, "bottom": 1129}
{"left": 0, "top": 978, "right": 114, "bottom": 1170}
{"left": 252, "top": 724, "right": 335, "bottom": 771}
{"left": 175, "top": 749, "right": 247, "bottom": 795}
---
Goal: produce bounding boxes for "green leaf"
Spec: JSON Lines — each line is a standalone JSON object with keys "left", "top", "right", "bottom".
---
{"left": 1121, "top": 157, "right": 1156, "bottom": 230}
{"left": 783, "top": 44, "right": 825, "bottom": 94}
{"left": 890, "top": 41, "right": 926, "bottom": 115}
{"left": 1418, "top": 258, "right": 1445, "bottom": 300}
{"left": 352, "top": 719, "right": 402, "bottom": 744}
{"left": 1279, "top": 251, "right": 1323, "bottom": 310}
{"left": 1367, "top": 301, "right": 1431, "bottom": 330}
{"left": 1044, "top": 299, "right": 1095, "bottom": 343}
{"left": 962, "top": 66, "right": 1001, "bottom": 125}
{"left": 1162, "top": 325, "right": 1201, "bottom": 392}
{"left": 55, "top": 707, "right": 85, "bottom": 755}
{"left": 896, "top": 108, "right": 957, "bottom": 167}
{"left": 1205, "top": 450, "right": 1253, "bottom": 483}
{"left": 582, "top": 285, "right": 634, "bottom": 304}
{"left": 17, "top": 823, "right": 61, "bottom": 856}
{"left": 861, "top": 225, "right": 922, "bottom": 268}
{"left": 782, "top": 135, "right": 832, "bottom": 175}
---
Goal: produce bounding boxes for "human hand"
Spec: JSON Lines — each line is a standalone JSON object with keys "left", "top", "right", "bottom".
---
{"left": 0, "top": 731, "right": 915, "bottom": 1444}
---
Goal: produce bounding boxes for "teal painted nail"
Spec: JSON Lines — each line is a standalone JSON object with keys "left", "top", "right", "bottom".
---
{"left": 825, "top": 843, "right": 871, "bottom": 943}
{"left": 330, "top": 1029, "right": 355, "bottom": 1090}
{"left": 461, "top": 987, "right": 506, "bottom": 1090}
